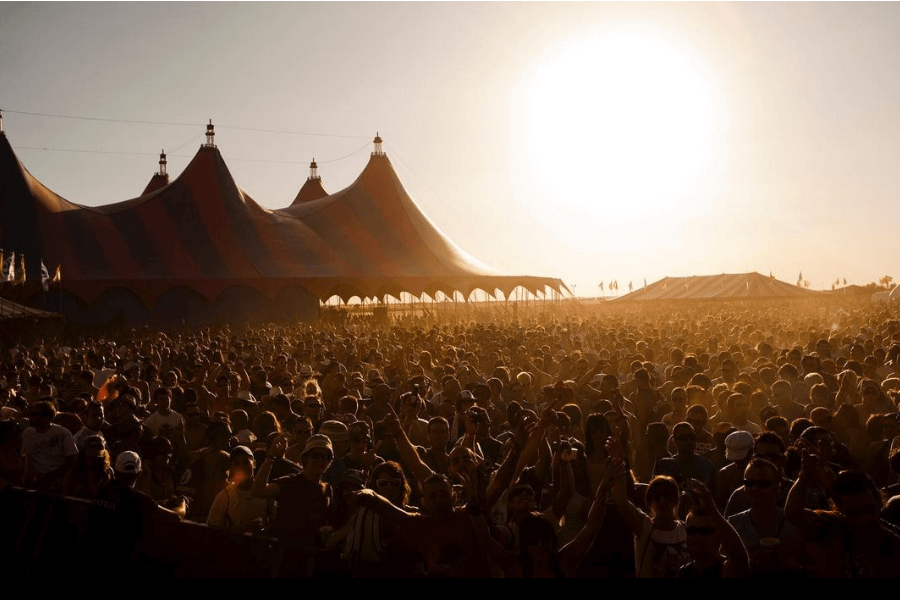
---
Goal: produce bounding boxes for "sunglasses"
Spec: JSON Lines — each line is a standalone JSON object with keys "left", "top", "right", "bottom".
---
{"left": 743, "top": 479, "right": 776, "bottom": 489}
{"left": 685, "top": 525, "right": 716, "bottom": 536}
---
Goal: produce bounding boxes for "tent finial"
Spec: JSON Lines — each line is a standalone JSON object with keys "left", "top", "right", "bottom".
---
{"left": 205, "top": 120, "right": 216, "bottom": 148}
{"left": 158, "top": 150, "right": 167, "bottom": 176}
{"left": 372, "top": 132, "right": 384, "bottom": 157}
{"left": 309, "top": 158, "right": 320, "bottom": 181}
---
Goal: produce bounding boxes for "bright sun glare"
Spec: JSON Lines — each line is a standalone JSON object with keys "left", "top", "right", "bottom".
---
{"left": 528, "top": 34, "right": 716, "bottom": 228}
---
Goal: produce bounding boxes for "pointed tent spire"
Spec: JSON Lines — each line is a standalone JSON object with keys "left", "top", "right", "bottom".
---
{"left": 308, "top": 158, "right": 320, "bottom": 181}
{"left": 372, "top": 132, "right": 384, "bottom": 156}
{"left": 205, "top": 120, "right": 216, "bottom": 148}
{"left": 0, "top": 108, "right": 3, "bottom": 133}
{"left": 158, "top": 150, "right": 167, "bottom": 176}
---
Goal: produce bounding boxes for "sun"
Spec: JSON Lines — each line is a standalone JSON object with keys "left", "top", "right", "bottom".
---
{"left": 527, "top": 33, "right": 716, "bottom": 228}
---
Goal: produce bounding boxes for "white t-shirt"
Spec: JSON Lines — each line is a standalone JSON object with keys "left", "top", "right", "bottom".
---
{"left": 22, "top": 423, "right": 78, "bottom": 474}
{"left": 142, "top": 410, "right": 185, "bottom": 437}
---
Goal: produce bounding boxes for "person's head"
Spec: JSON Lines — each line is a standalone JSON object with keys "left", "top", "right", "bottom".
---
{"left": 724, "top": 430, "right": 754, "bottom": 463}
{"left": 252, "top": 411, "right": 282, "bottom": 441}
{"left": 28, "top": 400, "right": 57, "bottom": 432}
{"left": 347, "top": 420, "right": 372, "bottom": 453}
{"left": 420, "top": 474, "right": 455, "bottom": 517}
{"left": 303, "top": 395, "right": 324, "bottom": 421}
{"left": 507, "top": 482, "right": 538, "bottom": 517}
{"left": 448, "top": 445, "right": 479, "bottom": 479}
{"left": 645, "top": 475, "right": 680, "bottom": 519}
{"left": 519, "top": 512, "right": 559, "bottom": 573}
{"left": 114, "top": 450, "right": 142, "bottom": 485}
{"left": 229, "top": 445, "right": 255, "bottom": 485}
{"left": 426, "top": 416, "right": 450, "bottom": 450}
{"left": 369, "top": 461, "right": 410, "bottom": 507}
{"left": 726, "top": 393, "right": 749, "bottom": 421}
{"left": 319, "top": 420, "right": 350, "bottom": 457}
{"left": 684, "top": 507, "right": 722, "bottom": 562}
{"left": 771, "top": 379, "right": 793, "bottom": 404}
{"left": 79, "top": 434, "right": 111, "bottom": 470}
{"left": 672, "top": 422, "right": 697, "bottom": 455}
{"left": 206, "top": 419, "right": 233, "bottom": 449}
{"left": 685, "top": 404, "right": 708, "bottom": 433}
{"left": 646, "top": 422, "right": 670, "bottom": 454}
{"left": 753, "top": 431, "right": 786, "bottom": 469}
{"left": 832, "top": 470, "right": 883, "bottom": 531}
{"left": 743, "top": 458, "right": 781, "bottom": 509}
{"left": 584, "top": 413, "right": 612, "bottom": 456}
{"left": 300, "top": 434, "right": 334, "bottom": 476}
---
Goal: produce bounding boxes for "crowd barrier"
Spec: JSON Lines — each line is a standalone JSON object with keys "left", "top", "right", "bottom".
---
{"left": 0, "top": 486, "right": 319, "bottom": 578}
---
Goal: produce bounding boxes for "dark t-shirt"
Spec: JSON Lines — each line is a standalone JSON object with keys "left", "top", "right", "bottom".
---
{"left": 269, "top": 473, "right": 333, "bottom": 547}
{"left": 90, "top": 479, "right": 160, "bottom": 561}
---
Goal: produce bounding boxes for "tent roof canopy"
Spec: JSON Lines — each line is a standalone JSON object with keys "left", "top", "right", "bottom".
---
{"left": 615, "top": 272, "right": 823, "bottom": 302}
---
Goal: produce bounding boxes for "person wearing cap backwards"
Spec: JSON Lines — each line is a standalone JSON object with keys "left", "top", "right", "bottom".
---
{"left": 252, "top": 433, "right": 335, "bottom": 550}
{"left": 89, "top": 450, "right": 186, "bottom": 567}
{"left": 714, "top": 431, "right": 755, "bottom": 509}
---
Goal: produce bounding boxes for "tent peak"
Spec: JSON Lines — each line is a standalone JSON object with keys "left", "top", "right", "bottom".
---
{"left": 158, "top": 150, "right": 167, "bottom": 176}
{"left": 0, "top": 109, "right": 3, "bottom": 133}
{"left": 308, "top": 158, "right": 320, "bottom": 181}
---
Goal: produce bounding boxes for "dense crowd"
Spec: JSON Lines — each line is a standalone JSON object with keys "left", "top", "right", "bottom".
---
{"left": 1, "top": 299, "right": 899, "bottom": 577}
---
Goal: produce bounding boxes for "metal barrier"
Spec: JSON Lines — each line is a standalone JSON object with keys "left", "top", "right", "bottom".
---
{"left": 0, "top": 486, "right": 318, "bottom": 577}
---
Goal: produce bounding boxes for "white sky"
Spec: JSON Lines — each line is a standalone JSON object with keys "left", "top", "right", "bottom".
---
{"left": 1, "top": 2, "right": 898, "bottom": 296}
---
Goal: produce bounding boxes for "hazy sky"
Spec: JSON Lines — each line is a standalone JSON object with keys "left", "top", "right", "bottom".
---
{"left": 1, "top": 2, "right": 898, "bottom": 297}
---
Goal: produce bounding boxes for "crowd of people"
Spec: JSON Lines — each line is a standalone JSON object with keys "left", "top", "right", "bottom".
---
{"left": 1, "top": 298, "right": 899, "bottom": 577}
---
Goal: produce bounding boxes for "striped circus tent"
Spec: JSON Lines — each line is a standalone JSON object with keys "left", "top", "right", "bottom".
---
{"left": 616, "top": 272, "right": 822, "bottom": 302}
{"left": 0, "top": 126, "right": 564, "bottom": 323}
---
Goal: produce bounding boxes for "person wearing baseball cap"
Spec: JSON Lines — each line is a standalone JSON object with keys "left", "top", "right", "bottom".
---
{"left": 252, "top": 433, "right": 335, "bottom": 549}
{"left": 716, "top": 431, "right": 755, "bottom": 508}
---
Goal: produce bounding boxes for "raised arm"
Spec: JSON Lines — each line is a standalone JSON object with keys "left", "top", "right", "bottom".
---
{"left": 251, "top": 435, "right": 287, "bottom": 501}
{"left": 384, "top": 409, "right": 435, "bottom": 486}
{"left": 559, "top": 458, "right": 620, "bottom": 575}
{"left": 690, "top": 478, "right": 749, "bottom": 578}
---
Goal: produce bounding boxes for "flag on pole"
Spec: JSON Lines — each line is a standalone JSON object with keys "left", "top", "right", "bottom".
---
{"left": 41, "top": 260, "right": 50, "bottom": 292}
{"left": 15, "top": 254, "right": 25, "bottom": 285}
{"left": 599, "top": 282, "right": 604, "bottom": 292}
{"left": 4, "top": 251, "right": 14, "bottom": 283}
{"left": 643, "top": 278, "right": 647, "bottom": 289}
{"left": 628, "top": 281, "right": 633, "bottom": 292}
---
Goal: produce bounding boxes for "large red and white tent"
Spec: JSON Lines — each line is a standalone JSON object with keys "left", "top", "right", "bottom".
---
{"left": 0, "top": 126, "right": 565, "bottom": 323}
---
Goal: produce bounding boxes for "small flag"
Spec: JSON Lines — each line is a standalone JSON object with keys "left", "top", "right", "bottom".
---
{"left": 599, "top": 282, "right": 604, "bottom": 292}
{"left": 628, "top": 281, "right": 633, "bottom": 292}
{"left": 41, "top": 261, "right": 50, "bottom": 292}
{"left": 843, "top": 277, "right": 847, "bottom": 285}
{"left": 644, "top": 278, "right": 647, "bottom": 288}
{"left": 14, "top": 254, "right": 25, "bottom": 286}
{"left": 53, "top": 265, "right": 61, "bottom": 283}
